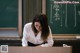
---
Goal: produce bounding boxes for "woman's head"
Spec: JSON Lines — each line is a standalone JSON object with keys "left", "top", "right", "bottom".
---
{"left": 32, "top": 14, "right": 49, "bottom": 41}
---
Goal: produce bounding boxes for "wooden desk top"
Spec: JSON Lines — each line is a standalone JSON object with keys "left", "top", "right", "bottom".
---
{"left": 0, "top": 46, "right": 72, "bottom": 53}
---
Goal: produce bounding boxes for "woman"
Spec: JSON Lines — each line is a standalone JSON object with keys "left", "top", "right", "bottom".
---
{"left": 22, "top": 14, "right": 54, "bottom": 47}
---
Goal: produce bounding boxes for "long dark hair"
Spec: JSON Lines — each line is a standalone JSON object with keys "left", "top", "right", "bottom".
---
{"left": 32, "top": 14, "right": 49, "bottom": 41}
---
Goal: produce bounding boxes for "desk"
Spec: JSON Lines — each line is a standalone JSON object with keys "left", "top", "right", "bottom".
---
{"left": 0, "top": 46, "right": 72, "bottom": 53}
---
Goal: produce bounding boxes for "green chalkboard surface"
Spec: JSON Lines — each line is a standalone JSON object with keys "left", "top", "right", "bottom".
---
{"left": 0, "top": 0, "right": 18, "bottom": 28}
{"left": 46, "top": 0, "right": 80, "bottom": 34}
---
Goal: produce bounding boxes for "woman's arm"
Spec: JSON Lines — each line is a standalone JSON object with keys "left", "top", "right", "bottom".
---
{"left": 40, "top": 35, "right": 54, "bottom": 47}
{"left": 40, "top": 27, "right": 54, "bottom": 47}
{"left": 22, "top": 24, "right": 28, "bottom": 47}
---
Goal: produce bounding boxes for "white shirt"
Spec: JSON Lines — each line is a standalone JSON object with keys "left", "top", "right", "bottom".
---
{"left": 22, "top": 22, "right": 54, "bottom": 47}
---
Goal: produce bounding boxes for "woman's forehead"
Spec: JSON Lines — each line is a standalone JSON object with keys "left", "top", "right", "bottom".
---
{"left": 34, "top": 22, "right": 41, "bottom": 25}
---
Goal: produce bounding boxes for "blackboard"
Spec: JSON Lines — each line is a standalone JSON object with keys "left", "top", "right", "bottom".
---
{"left": 46, "top": 0, "right": 80, "bottom": 34}
{"left": 0, "top": 0, "right": 18, "bottom": 28}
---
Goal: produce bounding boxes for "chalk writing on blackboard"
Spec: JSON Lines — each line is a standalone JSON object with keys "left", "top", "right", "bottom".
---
{"left": 50, "top": 0, "right": 80, "bottom": 27}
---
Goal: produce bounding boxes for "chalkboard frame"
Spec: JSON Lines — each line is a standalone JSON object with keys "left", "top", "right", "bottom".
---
{"left": 0, "top": 0, "right": 22, "bottom": 38}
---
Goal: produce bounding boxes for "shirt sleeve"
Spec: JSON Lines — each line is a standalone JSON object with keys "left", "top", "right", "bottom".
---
{"left": 21, "top": 24, "right": 28, "bottom": 47}
{"left": 40, "top": 27, "right": 54, "bottom": 47}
